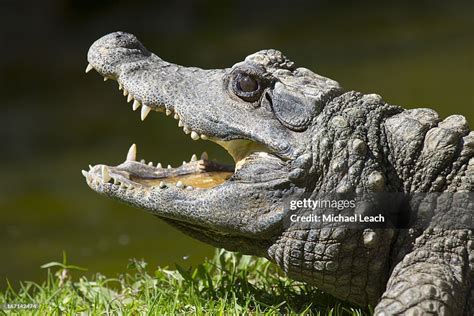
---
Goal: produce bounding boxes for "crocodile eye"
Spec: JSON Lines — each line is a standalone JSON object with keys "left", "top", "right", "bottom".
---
{"left": 231, "top": 72, "right": 263, "bottom": 102}
{"left": 238, "top": 75, "right": 258, "bottom": 92}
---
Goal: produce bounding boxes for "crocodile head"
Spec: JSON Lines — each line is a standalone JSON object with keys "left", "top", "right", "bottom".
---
{"left": 83, "top": 32, "right": 342, "bottom": 256}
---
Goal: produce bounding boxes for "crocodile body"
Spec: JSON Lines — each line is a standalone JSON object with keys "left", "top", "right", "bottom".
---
{"left": 83, "top": 32, "right": 473, "bottom": 314}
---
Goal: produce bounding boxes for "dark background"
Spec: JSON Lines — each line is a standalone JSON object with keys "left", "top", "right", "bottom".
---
{"left": 0, "top": 0, "right": 472, "bottom": 288}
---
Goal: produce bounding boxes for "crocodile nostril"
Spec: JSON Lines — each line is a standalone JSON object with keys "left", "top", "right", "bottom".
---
{"left": 123, "top": 41, "right": 140, "bottom": 50}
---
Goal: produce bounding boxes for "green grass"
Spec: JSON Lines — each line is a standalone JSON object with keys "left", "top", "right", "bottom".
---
{"left": 0, "top": 250, "right": 368, "bottom": 315}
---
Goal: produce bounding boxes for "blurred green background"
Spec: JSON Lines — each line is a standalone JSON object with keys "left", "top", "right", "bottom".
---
{"left": 0, "top": 0, "right": 472, "bottom": 288}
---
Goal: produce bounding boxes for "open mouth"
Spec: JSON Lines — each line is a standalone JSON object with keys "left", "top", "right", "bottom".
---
{"left": 82, "top": 64, "right": 273, "bottom": 192}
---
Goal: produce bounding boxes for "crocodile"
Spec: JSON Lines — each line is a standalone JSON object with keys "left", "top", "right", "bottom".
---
{"left": 82, "top": 32, "right": 473, "bottom": 314}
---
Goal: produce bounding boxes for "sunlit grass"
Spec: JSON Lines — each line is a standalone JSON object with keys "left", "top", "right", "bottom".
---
{"left": 0, "top": 250, "right": 369, "bottom": 315}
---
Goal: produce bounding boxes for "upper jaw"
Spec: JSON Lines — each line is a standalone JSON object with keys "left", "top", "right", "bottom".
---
{"left": 87, "top": 60, "right": 214, "bottom": 142}
{"left": 86, "top": 62, "right": 298, "bottom": 161}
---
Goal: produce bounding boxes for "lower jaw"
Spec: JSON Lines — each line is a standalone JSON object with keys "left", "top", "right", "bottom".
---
{"left": 87, "top": 136, "right": 279, "bottom": 191}
{"left": 88, "top": 154, "right": 235, "bottom": 191}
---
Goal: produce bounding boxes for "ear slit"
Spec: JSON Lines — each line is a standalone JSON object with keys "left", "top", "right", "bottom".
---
{"left": 270, "top": 83, "right": 315, "bottom": 132}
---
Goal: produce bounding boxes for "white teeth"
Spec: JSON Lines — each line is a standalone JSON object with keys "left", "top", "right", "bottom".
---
{"left": 148, "top": 161, "right": 153, "bottom": 166}
{"left": 182, "top": 161, "right": 187, "bottom": 165}
{"left": 191, "top": 131, "right": 199, "bottom": 140}
{"left": 127, "top": 94, "right": 133, "bottom": 103}
{"left": 126, "top": 143, "right": 137, "bottom": 161}
{"left": 118, "top": 83, "right": 123, "bottom": 90}
{"left": 174, "top": 113, "right": 179, "bottom": 120}
{"left": 178, "top": 120, "right": 184, "bottom": 127}
{"left": 201, "top": 152, "right": 208, "bottom": 160}
{"left": 167, "top": 165, "right": 172, "bottom": 169}
{"left": 183, "top": 127, "right": 190, "bottom": 134}
{"left": 200, "top": 134, "right": 208, "bottom": 140}
{"left": 176, "top": 181, "right": 184, "bottom": 188}
{"left": 81, "top": 170, "right": 88, "bottom": 178}
{"left": 113, "top": 178, "right": 119, "bottom": 185}
{"left": 103, "top": 77, "right": 108, "bottom": 81}
{"left": 186, "top": 186, "right": 194, "bottom": 190}
{"left": 191, "top": 154, "right": 197, "bottom": 162}
{"left": 123, "top": 89, "right": 128, "bottom": 96}
{"left": 89, "top": 165, "right": 93, "bottom": 170}
{"left": 159, "top": 181, "right": 166, "bottom": 188}
{"left": 85, "top": 64, "right": 93, "bottom": 73}
{"left": 157, "top": 163, "right": 162, "bottom": 168}
{"left": 140, "top": 159, "right": 146, "bottom": 164}
{"left": 132, "top": 100, "right": 141, "bottom": 111}
{"left": 141, "top": 105, "right": 152, "bottom": 121}
{"left": 101, "top": 166, "right": 111, "bottom": 183}
{"left": 166, "top": 109, "right": 172, "bottom": 116}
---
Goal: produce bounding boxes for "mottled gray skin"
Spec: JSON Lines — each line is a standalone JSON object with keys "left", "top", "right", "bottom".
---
{"left": 84, "top": 32, "right": 473, "bottom": 314}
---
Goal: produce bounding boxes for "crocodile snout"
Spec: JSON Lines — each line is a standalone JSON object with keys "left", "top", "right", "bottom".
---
{"left": 87, "top": 31, "right": 150, "bottom": 78}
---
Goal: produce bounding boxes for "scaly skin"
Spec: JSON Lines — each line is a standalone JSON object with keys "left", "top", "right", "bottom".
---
{"left": 83, "top": 32, "right": 473, "bottom": 314}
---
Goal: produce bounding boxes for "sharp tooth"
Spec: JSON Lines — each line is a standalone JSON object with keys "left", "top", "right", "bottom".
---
{"left": 81, "top": 170, "right": 88, "bottom": 177}
{"left": 186, "top": 186, "right": 194, "bottom": 190}
{"left": 127, "top": 94, "right": 133, "bottom": 102}
{"left": 182, "top": 161, "right": 187, "bottom": 165}
{"left": 178, "top": 120, "right": 184, "bottom": 127}
{"left": 148, "top": 161, "right": 153, "bottom": 166}
{"left": 141, "top": 105, "right": 152, "bottom": 121}
{"left": 89, "top": 164, "right": 93, "bottom": 170}
{"left": 113, "top": 178, "right": 119, "bottom": 185}
{"left": 183, "top": 126, "right": 190, "bottom": 134}
{"left": 191, "top": 131, "right": 199, "bottom": 140}
{"left": 191, "top": 154, "right": 197, "bottom": 161}
{"left": 101, "top": 166, "right": 111, "bottom": 183}
{"left": 118, "top": 83, "right": 123, "bottom": 90}
{"left": 140, "top": 159, "right": 146, "bottom": 164}
{"left": 159, "top": 181, "right": 166, "bottom": 188}
{"left": 176, "top": 181, "right": 184, "bottom": 188}
{"left": 174, "top": 113, "right": 179, "bottom": 120}
{"left": 85, "top": 64, "right": 93, "bottom": 73}
{"left": 166, "top": 109, "right": 172, "bottom": 116}
{"left": 201, "top": 152, "right": 208, "bottom": 160}
{"left": 123, "top": 89, "right": 128, "bottom": 96}
{"left": 167, "top": 165, "right": 172, "bottom": 169}
{"left": 200, "top": 134, "right": 208, "bottom": 140}
{"left": 157, "top": 163, "right": 162, "bottom": 168}
{"left": 132, "top": 100, "right": 141, "bottom": 111}
{"left": 126, "top": 144, "right": 137, "bottom": 161}
{"left": 103, "top": 77, "right": 108, "bottom": 81}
